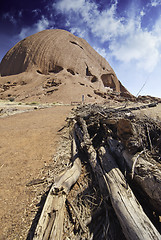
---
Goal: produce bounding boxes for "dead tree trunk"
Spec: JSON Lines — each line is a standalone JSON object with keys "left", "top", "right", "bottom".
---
{"left": 108, "top": 138, "right": 161, "bottom": 213}
{"left": 74, "top": 119, "right": 109, "bottom": 196}
{"left": 98, "top": 146, "right": 161, "bottom": 240}
{"left": 33, "top": 133, "right": 81, "bottom": 240}
{"left": 124, "top": 150, "right": 161, "bottom": 212}
{"left": 75, "top": 119, "right": 117, "bottom": 239}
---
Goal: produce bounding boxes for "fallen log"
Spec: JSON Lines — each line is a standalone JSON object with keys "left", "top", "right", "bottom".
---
{"left": 74, "top": 118, "right": 109, "bottom": 196}
{"left": 33, "top": 133, "right": 81, "bottom": 240}
{"left": 116, "top": 102, "right": 158, "bottom": 112}
{"left": 108, "top": 138, "right": 161, "bottom": 213}
{"left": 98, "top": 146, "right": 161, "bottom": 240}
{"left": 75, "top": 118, "right": 118, "bottom": 239}
{"left": 124, "top": 150, "right": 161, "bottom": 212}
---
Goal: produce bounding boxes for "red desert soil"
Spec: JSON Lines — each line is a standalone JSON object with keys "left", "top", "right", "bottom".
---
{"left": 0, "top": 105, "right": 72, "bottom": 240}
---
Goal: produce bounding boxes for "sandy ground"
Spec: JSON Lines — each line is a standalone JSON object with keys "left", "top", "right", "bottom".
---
{"left": 0, "top": 103, "right": 72, "bottom": 240}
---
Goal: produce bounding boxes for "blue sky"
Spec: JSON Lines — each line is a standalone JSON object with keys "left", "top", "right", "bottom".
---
{"left": 1, "top": 0, "right": 161, "bottom": 97}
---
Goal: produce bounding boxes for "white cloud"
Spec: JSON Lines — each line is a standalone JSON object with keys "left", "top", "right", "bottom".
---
{"left": 55, "top": 0, "right": 139, "bottom": 42}
{"left": 36, "top": 17, "right": 50, "bottom": 31}
{"left": 32, "top": 9, "right": 41, "bottom": 17}
{"left": 18, "top": 10, "right": 23, "bottom": 18}
{"left": 55, "top": 0, "right": 85, "bottom": 12}
{"left": 93, "top": 46, "right": 109, "bottom": 59}
{"left": 70, "top": 27, "right": 86, "bottom": 38}
{"left": 18, "top": 16, "right": 50, "bottom": 39}
{"left": 3, "top": 12, "right": 17, "bottom": 25}
{"left": 140, "top": 10, "right": 145, "bottom": 17}
{"left": 109, "top": 30, "right": 160, "bottom": 72}
{"left": 151, "top": 0, "right": 161, "bottom": 7}
{"left": 90, "top": 10, "right": 123, "bottom": 41}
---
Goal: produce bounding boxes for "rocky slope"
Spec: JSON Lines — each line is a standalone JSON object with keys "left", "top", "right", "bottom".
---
{"left": 0, "top": 29, "right": 132, "bottom": 103}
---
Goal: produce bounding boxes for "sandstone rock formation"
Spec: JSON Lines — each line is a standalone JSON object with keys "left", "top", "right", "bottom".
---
{"left": 0, "top": 29, "right": 131, "bottom": 103}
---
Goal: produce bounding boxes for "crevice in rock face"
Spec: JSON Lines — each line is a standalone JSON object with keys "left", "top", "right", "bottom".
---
{"left": 86, "top": 66, "right": 93, "bottom": 76}
{"left": 37, "top": 70, "right": 43, "bottom": 74}
{"left": 67, "top": 69, "right": 75, "bottom": 75}
{"left": 91, "top": 76, "right": 98, "bottom": 83}
{"left": 43, "top": 79, "right": 62, "bottom": 88}
{"left": 78, "top": 82, "right": 85, "bottom": 86}
{"left": 86, "top": 65, "right": 98, "bottom": 83}
{"left": 46, "top": 88, "right": 58, "bottom": 94}
{"left": 94, "top": 89, "right": 106, "bottom": 98}
{"left": 101, "top": 73, "right": 116, "bottom": 90}
{"left": 49, "top": 65, "right": 63, "bottom": 74}
{"left": 69, "top": 41, "right": 83, "bottom": 50}
{"left": 20, "top": 81, "right": 27, "bottom": 86}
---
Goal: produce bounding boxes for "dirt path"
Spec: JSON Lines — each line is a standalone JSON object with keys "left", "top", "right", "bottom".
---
{"left": 0, "top": 105, "right": 72, "bottom": 240}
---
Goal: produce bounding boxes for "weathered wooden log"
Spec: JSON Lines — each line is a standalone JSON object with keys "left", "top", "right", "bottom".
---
{"left": 74, "top": 118, "right": 109, "bottom": 196}
{"left": 33, "top": 134, "right": 81, "bottom": 240}
{"left": 123, "top": 150, "right": 161, "bottom": 212}
{"left": 108, "top": 138, "right": 161, "bottom": 213}
{"left": 98, "top": 146, "right": 161, "bottom": 240}
{"left": 75, "top": 119, "right": 120, "bottom": 239}
{"left": 116, "top": 102, "right": 158, "bottom": 112}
